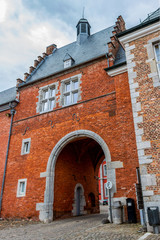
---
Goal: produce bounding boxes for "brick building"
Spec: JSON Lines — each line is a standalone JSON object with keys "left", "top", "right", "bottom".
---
{"left": 117, "top": 8, "right": 160, "bottom": 231}
{"left": 0, "top": 87, "right": 18, "bottom": 212}
{"left": 0, "top": 9, "right": 159, "bottom": 232}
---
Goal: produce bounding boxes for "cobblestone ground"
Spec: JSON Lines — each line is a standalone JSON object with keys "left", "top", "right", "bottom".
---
{"left": 0, "top": 214, "right": 160, "bottom": 240}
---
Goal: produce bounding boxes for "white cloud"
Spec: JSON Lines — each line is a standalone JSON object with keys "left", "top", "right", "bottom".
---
{"left": 0, "top": 0, "right": 7, "bottom": 22}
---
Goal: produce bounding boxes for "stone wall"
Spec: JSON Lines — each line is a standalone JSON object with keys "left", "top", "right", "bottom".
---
{"left": 123, "top": 30, "right": 160, "bottom": 230}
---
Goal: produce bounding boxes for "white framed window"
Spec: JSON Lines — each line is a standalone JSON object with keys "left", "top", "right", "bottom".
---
{"left": 38, "top": 84, "right": 57, "bottom": 113}
{"left": 61, "top": 74, "right": 81, "bottom": 106}
{"left": 154, "top": 42, "right": 160, "bottom": 75}
{"left": 64, "top": 59, "right": 72, "bottom": 68}
{"left": 21, "top": 138, "right": 31, "bottom": 155}
{"left": 17, "top": 179, "right": 27, "bottom": 197}
{"left": 103, "top": 164, "right": 107, "bottom": 176}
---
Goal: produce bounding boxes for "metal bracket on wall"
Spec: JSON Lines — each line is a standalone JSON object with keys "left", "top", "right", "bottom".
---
{"left": 48, "top": 120, "right": 54, "bottom": 128}
{"left": 72, "top": 113, "right": 80, "bottom": 122}
{"left": 22, "top": 127, "right": 29, "bottom": 135}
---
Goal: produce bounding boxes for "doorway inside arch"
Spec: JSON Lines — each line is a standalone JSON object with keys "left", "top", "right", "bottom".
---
{"left": 53, "top": 136, "right": 108, "bottom": 220}
{"left": 76, "top": 186, "right": 81, "bottom": 216}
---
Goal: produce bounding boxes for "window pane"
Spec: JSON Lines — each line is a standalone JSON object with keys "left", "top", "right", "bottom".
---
{"left": 81, "top": 23, "right": 86, "bottom": 33}
{"left": 155, "top": 44, "right": 160, "bottom": 61}
{"left": 42, "top": 101, "right": 48, "bottom": 111}
{"left": 72, "top": 80, "right": 78, "bottom": 90}
{"left": 24, "top": 142, "right": 29, "bottom": 153}
{"left": 65, "top": 94, "right": 71, "bottom": 105}
{"left": 43, "top": 90, "right": 49, "bottom": 99}
{"left": 20, "top": 182, "right": 25, "bottom": 193}
{"left": 49, "top": 99, "right": 55, "bottom": 109}
{"left": 50, "top": 88, "right": 55, "bottom": 97}
{"left": 64, "top": 60, "right": 71, "bottom": 68}
{"left": 65, "top": 82, "right": 71, "bottom": 92}
{"left": 72, "top": 92, "right": 78, "bottom": 103}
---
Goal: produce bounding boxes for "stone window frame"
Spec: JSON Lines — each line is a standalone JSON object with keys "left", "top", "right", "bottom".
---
{"left": 17, "top": 179, "right": 27, "bottom": 197}
{"left": 37, "top": 83, "right": 58, "bottom": 113}
{"left": 146, "top": 36, "right": 160, "bottom": 87}
{"left": 60, "top": 74, "right": 82, "bottom": 107}
{"left": 21, "top": 138, "right": 31, "bottom": 155}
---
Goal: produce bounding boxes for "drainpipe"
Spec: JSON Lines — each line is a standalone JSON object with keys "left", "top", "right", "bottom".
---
{"left": 106, "top": 53, "right": 110, "bottom": 68}
{"left": 0, "top": 106, "right": 15, "bottom": 217}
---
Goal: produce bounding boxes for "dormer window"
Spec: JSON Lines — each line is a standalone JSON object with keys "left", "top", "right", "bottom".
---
{"left": 63, "top": 53, "right": 74, "bottom": 69}
{"left": 76, "top": 18, "right": 91, "bottom": 44}
{"left": 64, "top": 59, "right": 72, "bottom": 68}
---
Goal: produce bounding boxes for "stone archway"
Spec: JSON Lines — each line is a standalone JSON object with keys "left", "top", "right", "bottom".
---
{"left": 36, "top": 130, "right": 121, "bottom": 222}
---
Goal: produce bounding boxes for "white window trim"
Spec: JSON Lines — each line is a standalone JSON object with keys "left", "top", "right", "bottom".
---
{"left": 61, "top": 74, "right": 82, "bottom": 107}
{"left": 17, "top": 179, "right": 27, "bottom": 197}
{"left": 37, "top": 83, "right": 57, "bottom": 113}
{"left": 21, "top": 138, "right": 31, "bottom": 155}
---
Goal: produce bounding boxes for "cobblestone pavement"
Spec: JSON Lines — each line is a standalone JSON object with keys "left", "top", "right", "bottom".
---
{"left": 0, "top": 214, "right": 160, "bottom": 240}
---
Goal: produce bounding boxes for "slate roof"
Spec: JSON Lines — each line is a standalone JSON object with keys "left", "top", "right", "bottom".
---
{"left": 142, "top": 8, "right": 160, "bottom": 23}
{"left": 20, "top": 25, "right": 116, "bottom": 86}
{"left": 117, "top": 8, "right": 160, "bottom": 38}
{"left": 0, "top": 87, "right": 17, "bottom": 106}
{"left": 113, "top": 45, "right": 126, "bottom": 66}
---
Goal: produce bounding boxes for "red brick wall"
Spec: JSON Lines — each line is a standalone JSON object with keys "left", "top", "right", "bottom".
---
{"left": 54, "top": 141, "right": 99, "bottom": 219}
{"left": 1, "top": 58, "right": 139, "bottom": 220}
{"left": 0, "top": 110, "right": 11, "bottom": 194}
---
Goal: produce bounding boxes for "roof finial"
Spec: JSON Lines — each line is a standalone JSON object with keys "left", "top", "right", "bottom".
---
{"left": 82, "top": 7, "right": 85, "bottom": 18}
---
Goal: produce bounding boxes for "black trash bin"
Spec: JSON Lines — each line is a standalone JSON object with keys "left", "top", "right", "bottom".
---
{"left": 147, "top": 207, "right": 160, "bottom": 234}
{"left": 126, "top": 198, "right": 137, "bottom": 223}
{"left": 147, "top": 207, "right": 160, "bottom": 226}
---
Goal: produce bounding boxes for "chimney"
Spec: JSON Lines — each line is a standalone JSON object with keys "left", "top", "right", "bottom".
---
{"left": 46, "top": 44, "right": 57, "bottom": 55}
{"left": 115, "top": 15, "right": 126, "bottom": 33}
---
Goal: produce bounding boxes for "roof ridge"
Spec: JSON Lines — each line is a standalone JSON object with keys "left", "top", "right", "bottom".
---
{"left": 142, "top": 8, "right": 160, "bottom": 23}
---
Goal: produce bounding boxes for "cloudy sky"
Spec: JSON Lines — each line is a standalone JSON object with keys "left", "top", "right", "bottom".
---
{"left": 0, "top": 0, "right": 159, "bottom": 91}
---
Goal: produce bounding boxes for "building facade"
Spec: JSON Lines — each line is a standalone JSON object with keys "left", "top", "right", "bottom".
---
{"left": 0, "top": 9, "right": 159, "bottom": 232}
{"left": 118, "top": 8, "right": 160, "bottom": 231}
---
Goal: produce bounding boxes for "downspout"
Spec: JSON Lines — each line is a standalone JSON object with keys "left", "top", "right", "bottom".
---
{"left": 106, "top": 53, "right": 110, "bottom": 68}
{"left": 0, "top": 106, "right": 15, "bottom": 216}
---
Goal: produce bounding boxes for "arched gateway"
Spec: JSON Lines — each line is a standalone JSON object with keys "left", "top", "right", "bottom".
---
{"left": 36, "top": 130, "right": 120, "bottom": 222}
